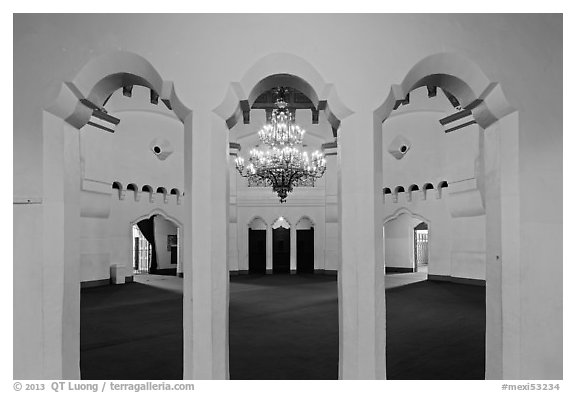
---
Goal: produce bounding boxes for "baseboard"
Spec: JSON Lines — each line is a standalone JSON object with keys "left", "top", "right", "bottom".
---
{"left": 81, "top": 279, "right": 110, "bottom": 288}
{"left": 290, "top": 269, "right": 297, "bottom": 275}
{"left": 229, "top": 270, "right": 250, "bottom": 276}
{"left": 428, "top": 274, "right": 486, "bottom": 287}
{"left": 314, "top": 269, "right": 338, "bottom": 275}
{"left": 385, "top": 267, "right": 415, "bottom": 274}
{"left": 265, "top": 269, "right": 273, "bottom": 275}
{"left": 125, "top": 276, "right": 134, "bottom": 283}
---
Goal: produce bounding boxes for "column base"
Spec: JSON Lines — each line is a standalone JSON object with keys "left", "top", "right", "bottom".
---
{"left": 290, "top": 269, "right": 297, "bottom": 275}
{"left": 266, "top": 269, "right": 273, "bottom": 275}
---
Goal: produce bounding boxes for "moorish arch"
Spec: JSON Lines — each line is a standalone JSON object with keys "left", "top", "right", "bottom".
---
{"left": 374, "top": 52, "right": 519, "bottom": 379}
{"left": 212, "top": 52, "right": 354, "bottom": 378}
{"left": 40, "top": 50, "right": 192, "bottom": 379}
{"left": 383, "top": 207, "right": 432, "bottom": 274}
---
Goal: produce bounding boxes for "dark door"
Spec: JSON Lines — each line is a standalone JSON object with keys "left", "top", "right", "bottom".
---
{"left": 170, "top": 246, "right": 177, "bottom": 265}
{"left": 249, "top": 229, "right": 266, "bottom": 274}
{"left": 297, "top": 228, "right": 314, "bottom": 273}
{"left": 273, "top": 227, "right": 290, "bottom": 273}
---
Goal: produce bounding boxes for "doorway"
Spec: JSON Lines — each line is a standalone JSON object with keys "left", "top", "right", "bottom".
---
{"left": 133, "top": 224, "right": 152, "bottom": 274}
{"left": 132, "top": 214, "right": 180, "bottom": 276}
{"left": 273, "top": 227, "right": 290, "bottom": 274}
{"left": 248, "top": 229, "right": 266, "bottom": 274}
{"left": 413, "top": 222, "right": 429, "bottom": 273}
{"left": 297, "top": 229, "right": 314, "bottom": 273}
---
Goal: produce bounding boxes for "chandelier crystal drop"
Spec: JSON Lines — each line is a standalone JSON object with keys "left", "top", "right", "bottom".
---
{"left": 235, "top": 89, "right": 326, "bottom": 203}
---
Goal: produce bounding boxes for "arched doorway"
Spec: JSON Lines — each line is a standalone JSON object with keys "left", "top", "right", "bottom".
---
{"left": 132, "top": 215, "right": 180, "bottom": 276}
{"left": 272, "top": 216, "right": 291, "bottom": 274}
{"left": 413, "top": 221, "right": 429, "bottom": 273}
{"left": 296, "top": 216, "right": 314, "bottom": 274}
{"left": 375, "top": 53, "right": 518, "bottom": 379}
{"left": 383, "top": 211, "right": 430, "bottom": 275}
{"left": 217, "top": 54, "right": 351, "bottom": 379}
{"left": 41, "top": 51, "right": 192, "bottom": 379}
{"left": 248, "top": 217, "right": 267, "bottom": 274}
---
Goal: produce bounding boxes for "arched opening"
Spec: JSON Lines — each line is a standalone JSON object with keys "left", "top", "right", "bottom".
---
{"left": 42, "top": 51, "right": 192, "bottom": 380}
{"left": 296, "top": 216, "right": 314, "bottom": 274}
{"left": 219, "top": 55, "right": 350, "bottom": 379}
{"left": 384, "top": 211, "right": 430, "bottom": 275}
{"left": 271, "top": 216, "right": 291, "bottom": 274}
{"left": 376, "top": 53, "right": 517, "bottom": 380}
{"left": 247, "top": 217, "right": 267, "bottom": 274}
{"left": 413, "top": 221, "right": 429, "bottom": 273}
{"left": 131, "top": 214, "right": 180, "bottom": 276}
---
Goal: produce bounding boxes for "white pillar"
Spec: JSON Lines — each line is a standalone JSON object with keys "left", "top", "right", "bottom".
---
{"left": 266, "top": 225, "right": 273, "bottom": 274}
{"left": 290, "top": 225, "right": 297, "bottom": 274}
{"left": 338, "top": 112, "right": 385, "bottom": 379}
{"left": 41, "top": 112, "right": 81, "bottom": 379}
{"left": 183, "top": 111, "right": 229, "bottom": 379}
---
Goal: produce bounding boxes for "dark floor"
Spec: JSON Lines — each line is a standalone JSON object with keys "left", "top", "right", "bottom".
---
{"left": 80, "top": 274, "right": 485, "bottom": 380}
{"left": 80, "top": 281, "right": 183, "bottom": 380}
{"left": 229, "top": 274, "right": 338, "bottom": 379}
{"left": 385, "top": 280, "right": 485, "bottom": 379}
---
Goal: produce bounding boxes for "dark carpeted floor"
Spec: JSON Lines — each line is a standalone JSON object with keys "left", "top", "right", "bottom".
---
{"left": 229, "top": 274, "right": 339, "bottom": 379}
{"left": 385, "top": 280, "right": 485, "bottom": 379}
{"left": 80, "top": 282, "right": 183, "bottom": 380}
{"left": 80, "top": 274, "right": 485, "bottom": 380}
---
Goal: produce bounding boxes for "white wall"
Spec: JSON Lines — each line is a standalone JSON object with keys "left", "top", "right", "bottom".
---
{"left": 384, "top": 213, "right": 416, "bottom": 270}
{"left": 153, "top": 215, "right": 178, "bottom": 270}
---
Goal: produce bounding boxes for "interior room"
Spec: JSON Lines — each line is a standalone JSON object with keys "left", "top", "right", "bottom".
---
{"left": 13, "top": 13, "right": 562, "bottom": 381}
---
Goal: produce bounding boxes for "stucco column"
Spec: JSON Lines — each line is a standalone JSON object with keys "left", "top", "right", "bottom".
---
{"left": 183, "top": 111, "right": 229, "bottom": 379}
{"left": 266, "top": 225, "right": 273, "bottom": 274}
{"left": 41, "top": 113, "right": 81, "bottom": 379}
{"left": 290, "top": 225, "right": 297, "bottom": 274}
{"left": 338, "top": 112, "right": 385, "bottom": 379}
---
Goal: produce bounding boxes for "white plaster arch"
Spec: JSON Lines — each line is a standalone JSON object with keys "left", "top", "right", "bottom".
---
{"left": 374, "top": 52, "right": 520, "bottom": 380}
{"left": 375, "top": 52, "right": 515, "bottom": 129}
{"left": 47, "top": 51, "right": 191, "bottom": 128}
{"left": 130, "top": 208, "right": 183, "bottom": 229}
{"left": 383, "top": 207, "right": 431, "bottom": 227}
{"left": 213, "top": 52, "right": 353, "bottom": 131}
{"left": 40, "top": 50, "right": 193, "bottom": 380}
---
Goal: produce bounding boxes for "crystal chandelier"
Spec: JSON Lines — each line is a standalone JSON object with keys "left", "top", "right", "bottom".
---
{"left": 235, "top": 88, "right": 326, "bottom": 203}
